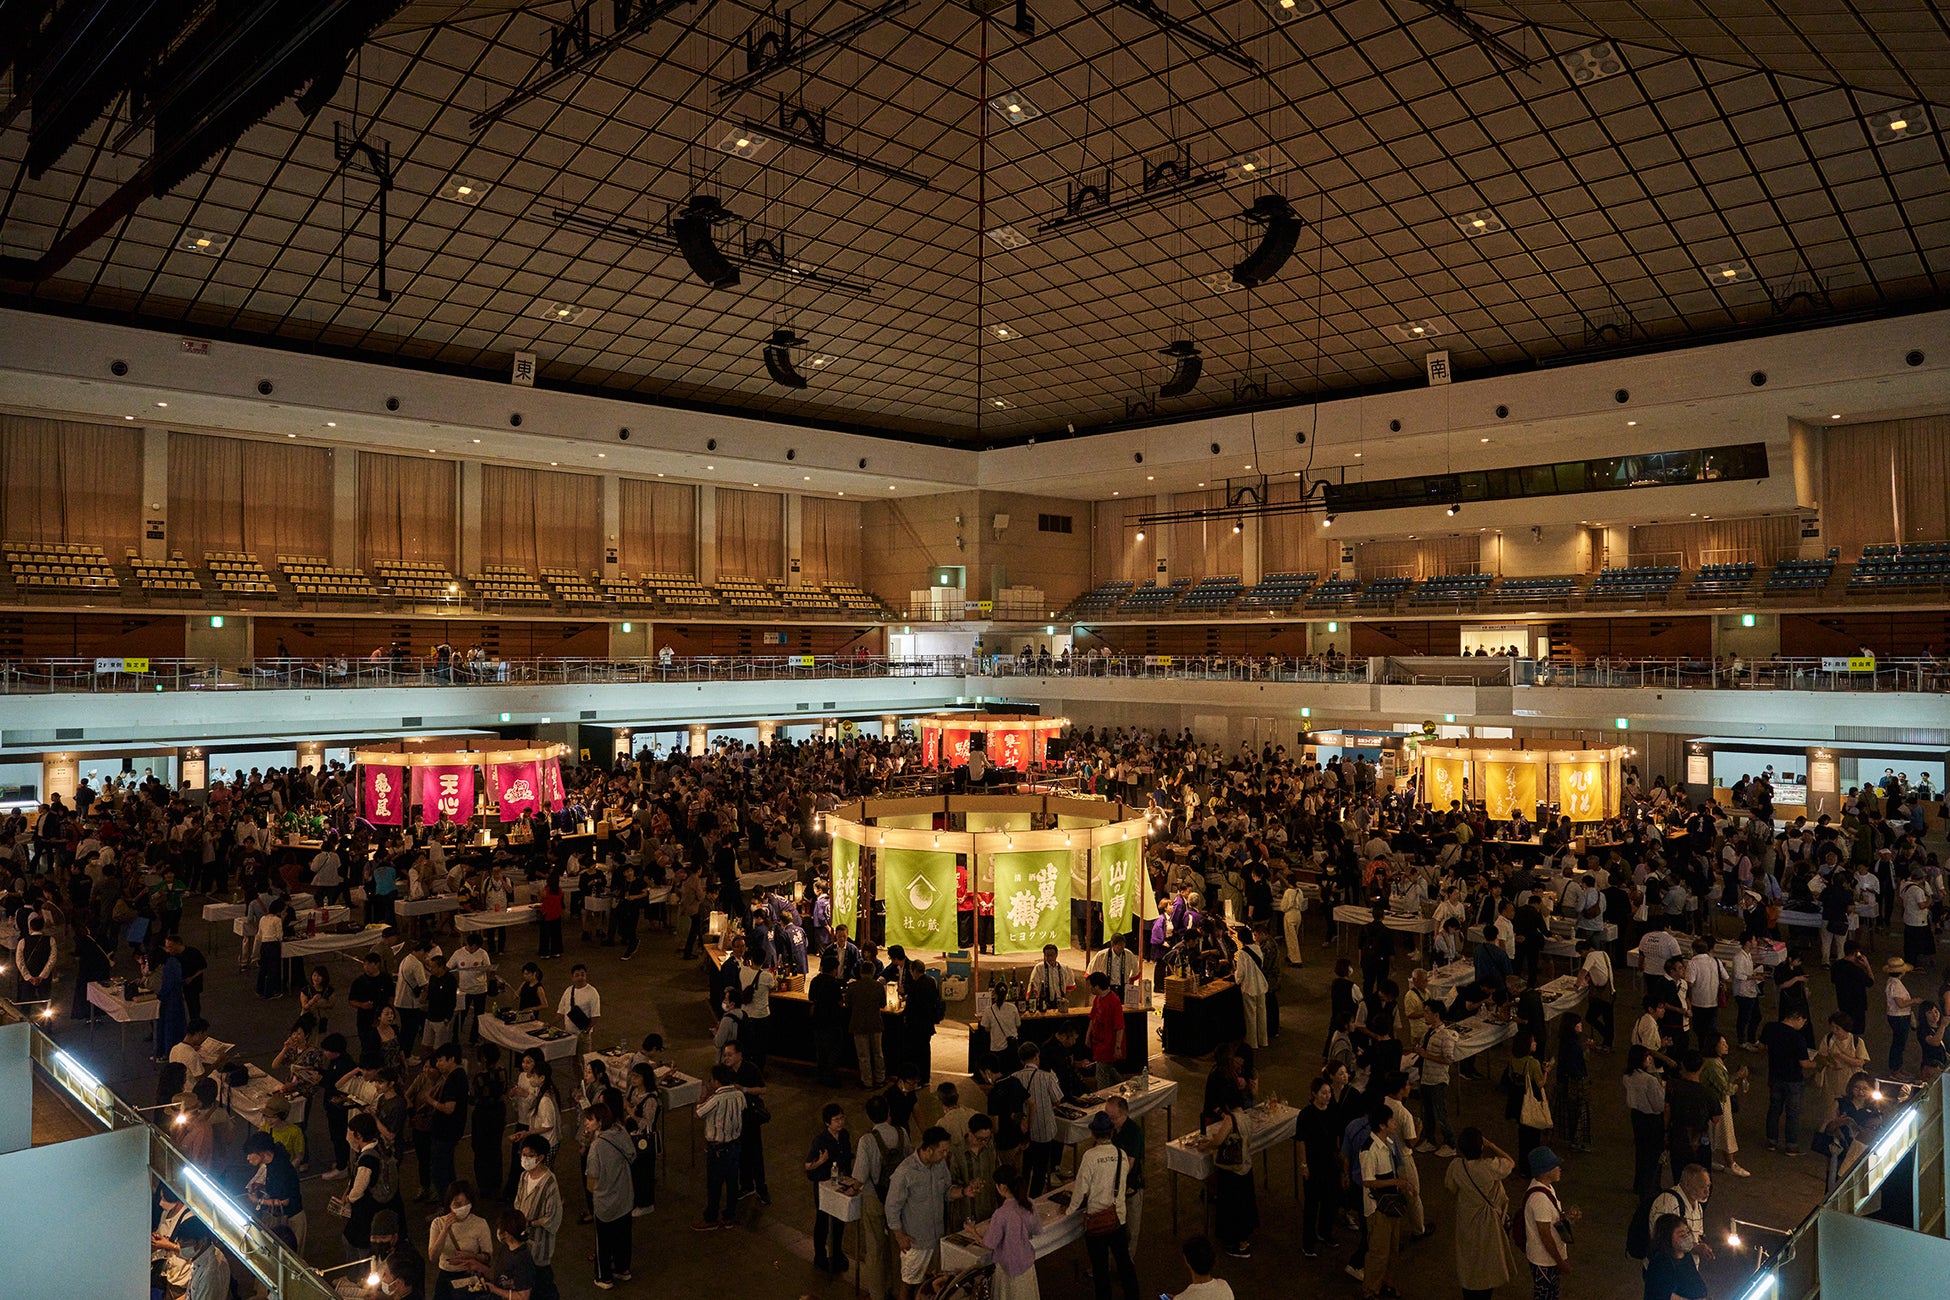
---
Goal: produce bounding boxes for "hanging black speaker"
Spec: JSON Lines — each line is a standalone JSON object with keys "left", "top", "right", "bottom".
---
{"left": 671, "top": 194, "right": 741, "bottom": 289}
{"left": 1158, "top": 340, "right": 1203, "bottom": 398}
{"left": 762, "top": 328, "right": 810, "bottom": 388}
{"left": 1232, "top": 194, "right": 1303, "bottom": 288}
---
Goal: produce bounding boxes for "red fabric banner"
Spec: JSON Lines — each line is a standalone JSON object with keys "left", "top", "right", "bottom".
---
{"left": 362, "top": 766, "right": 403, "bottom": 826}
{"left": 921, "top": 725, "right": 940, "bottom": 766}
{"left": 495, "top": 761, "right": 542, "bottom": 821}
{"left": 542, "top": 757, "right": 567, "bottom": 812}
{"left": 418, "top": 765, "right": 475, "bottom": 826}
{"left": 994, "top": 728, "right": 1027, "bottom": 771}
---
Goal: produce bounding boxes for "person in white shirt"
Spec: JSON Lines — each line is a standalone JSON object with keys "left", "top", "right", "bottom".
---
{"left": 559, "top": 963, "right": 602, "bottom": 1055}
{"left": 1899, "top": 870, "right": 1936, "bottom": 968}
{"left": 1637, "top": 922, "right": 1682, "bottom": 977}
{"left": 1683, "top": 941, "right": 1724, "bottom": 1054}
{"left": 309, "top": 845, "right": 344, "bottom": 905}
{"left": 1026, "top": 945, "right": 1076, "bottom": 1006}
{"left": 394, "top": 939, "right": 430, "bottom": 1048}
{"left": 1232, "top": 926, "right": 1270, "bottom": 1049}
{"left": 449, "top": 933, "right": 493, "bottom": 1042}
{"left": 1173, "top": 1234, "right": 1235, "bottom": 1300}
{"left": 1089, "top": 933, "right": 1139, "bottom": 996}
{"left": 167, "top": 1019, "right": 224, "bottom": 1083}
{"left": 1279, "top": 877, "right": 1309, "bottom": 965}
{"left": 738, "top": 952, "right": 776, "bottom": 1068}
{"left": 1522, "top": 1148, "right": 1578, "bottom": 1297}
{"left": 1729, "top": 935, "right": 1762, "bottom": 1049}
{"left": 1414, "top": 1004, "right": 1459, "bottom": 1155}
{"left": 1063, "top": 1113, "right": 1139, "bottom": 1298}
{"left": 1577, "top": 938, "right": 1616, "bottom": 1049}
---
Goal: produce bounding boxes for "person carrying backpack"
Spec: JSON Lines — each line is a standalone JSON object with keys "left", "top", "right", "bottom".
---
{"left": 853, "top": 1094, "right": 909, "bottom": 1300}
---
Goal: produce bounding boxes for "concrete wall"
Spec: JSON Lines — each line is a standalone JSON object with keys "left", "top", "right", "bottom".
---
{"left": 1490, "top": 525, "right": 1592, "bottom": 576}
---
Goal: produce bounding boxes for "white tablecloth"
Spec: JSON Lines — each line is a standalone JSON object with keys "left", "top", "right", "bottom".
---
{"left": 202, "top": 893, "right": 315, "bottom": 922}
{"left": 87, "top": 980, "right": 160, "bottom": 1023}
{"left": 456, "top": 904, "right": 539, "bottom": 932}
{"left": 221, "top": 1063, "right": 308, "bottom": 1127}
{"left": 1779, "top": 907, "right": 1823, "bottom": 931}
{"left": 396, "top": 895, "right": 464, "bottom": 918}
{"left": 938, "top": 1179, "right": 1085, "bottom": 1271}
{"left": 1164, "top": 1102, "right": 1299, "bottom": 1181}
{"left": 582, "top": 1052, "right": 703, "bottom": 1111}
{"left": 1467, "top": 925, "right": 1583, "bottom": 961}
{"left": 234, "top": 905, "right": 350, "bottom": 937}
{"left": 1447, "top": 976, "right": 1588, "bottom": 1062}
{"left": 1627, "top": 939, "right": 1785, "bottom": 970}
{"left": 1056, "top": 1075, "right": 1180, "bottom": 1145}
{"left": 1335, "top": 905, "right": 1435, "bottom": 935}
{"left": 818, "top": 1181, "right": 864, "bottom": 1224}
{"left": 738, "top": 867, "right": 799, "bottom": 893}
{"left": 478, "top": 1015, "right": 579, "bottom": 1060}
{"left": 283, "top": 925, "right": 390, "bottom": 959}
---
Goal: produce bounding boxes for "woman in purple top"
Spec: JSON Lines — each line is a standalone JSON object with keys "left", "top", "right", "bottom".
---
{"left": 983, "top": 1164, "right": 1042, "bottom": 1300}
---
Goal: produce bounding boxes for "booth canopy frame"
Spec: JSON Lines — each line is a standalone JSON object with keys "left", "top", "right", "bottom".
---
{"left": 1416, "top": 738, "right": 1631, "bottom": 823}
{"left": 919, "top": 714, "right": 1069, "bottom": 771}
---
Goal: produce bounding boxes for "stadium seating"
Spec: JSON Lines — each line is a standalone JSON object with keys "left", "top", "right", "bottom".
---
{"left": 1763, "top": 558, "right": 1835, "bottom": 593}
{"left": 1849, "top": 542, "right": 1950, "bottom": 591}
{"left": 1239, "top": 572, "right": 1316, "bottom": 611}
{"left": 1687, "top": 563, "right": 1756, "bottom": 598}
{"left": 1586, "top": 565, "right": 1680, "bottom": 599}
{"left": 1306, "top": 577, "right": 1361, "bottom": 606}
{"left": 1410, "top": 573, "right": 1494, "bottom": 604}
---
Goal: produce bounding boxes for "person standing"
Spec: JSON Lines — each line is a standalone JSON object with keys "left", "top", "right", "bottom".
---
{"left": 511, "top": 1134, "right": 563, "bottom": 1300}
{"left": 885, "top": 1126, "right": 953, "bottom": 1300}
{"left": 851, "top": 1094, "right": 909, "bottom": 1299}
{"left": 1444, "top": 1128, "right": 1517, "bottom": 1300}
{"left": 809, "top": 953, "right": 848, "bottom": 1088}
{"left": 1684, "top": 940, "right": 1724, "bottom": 1055}
{"left": 805, "top": 1103, "right": 853, "bottom": 1275}
{"left": 1086, "top": 972, "right": 1127, "bottom": 1090}
{"left": 1104, "top": 1096, "right": 1146, "bottom": 1243}
{"left": 1294, "top": 1075, "right": 1342, "bottom": 1257}
{"left": 984, "top": 1164, "right": 1043, "bottom": 1300}
{"left": 1729, "top": 935, "right": 1762, "bottom": 1051}
{"left": 427, "top": 1043, "right": 470, "bottom": 1199}
{"left": 1520, "top": 1148, "right": 1576, "bottom": 1300}
{"left": 692, "top": 1065, "right": 745, "bottom": 1231}
{"left": 723, "top": 1039, "right": 771, "bottom": 1205}
{"left": 1701, "top": 1033, "right": 1752, "bottom": 1178}
{"left": 584, "top": 1102, "right": 637, "bottom": 1290}
{"left": 1413, "top": 1004, "right": 1459, "bottom": 1155}
{"left": 558, "top": 965, "right": 602, "bottom": 1059}
{"left": 847, "top": 960, "right": 888, "bottom": 1089}
{"left": 1065, "top": 1112, "right": 1140, "bottom": 1300}
{"left": 1761, "top": 1009, "right": 1816, "bottom": 1154}
{"left": 1884, "top": 957, "right": 1919, "bottom": 1074}
{"left": 1232, "top": 926, "right": 1270, "bottom": 1050}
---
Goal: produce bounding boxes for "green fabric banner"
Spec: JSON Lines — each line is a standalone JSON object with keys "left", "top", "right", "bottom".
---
{"left": 830, "top": 838, "right": 861, "bottom": 938}
{"left": 992, "top": 851, "right": 1070, "bottom": 953}
{"left": 880, "top": 848, "right": 958, "bottom": 951}
{"left": 1097, "top": 837, "right": 1142, "bottom": 934}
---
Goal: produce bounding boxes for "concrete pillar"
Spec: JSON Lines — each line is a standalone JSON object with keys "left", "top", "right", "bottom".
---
{"left": 881, "top": 714, "right": 899, "bottom": 739}
{"left": 602, "top": 474, "right": 621, "bottom": 577}
{"left": 140, "top": 427, "right": 169, "bottom": 561}
{"left": 785, "top": 493, "right": 803, "bottom": 587}
{"left": 757, "top": 720, "right": 778, "bottom": 743}
{"left": 696, "top": 487, "right": 718, "bottom": 583}
{"left": 331, "top": 449, "right": 358, "bottom": 569}
{"left": 1241, "top": 512, "right": 1262, "bottom": 586}
{"left": 185, "top": 613, "right": 252, "bottom": 669}
{"left": 459, "top": 460, "right": 484, "bottom": 577}
{"left": 41, "top": 752, "right": 79, "bottom": 805}
{"left": 688, "top": 724, "right": 708, "bottom": 757}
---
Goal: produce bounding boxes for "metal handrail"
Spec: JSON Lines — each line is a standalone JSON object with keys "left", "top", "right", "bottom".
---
{"left": 6, "top": 1002, "right": 336, "bottom": 1300}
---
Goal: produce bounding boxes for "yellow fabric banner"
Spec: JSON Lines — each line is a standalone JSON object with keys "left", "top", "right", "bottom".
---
{"left": 1424, "top": 756, "right": 1468, "bottom": 809}
{"left": 1559, "top": 761, "right": 1610, "bottom": 820}
{"left": 1482, "top": 760, "right": 1539, "bottom": 821}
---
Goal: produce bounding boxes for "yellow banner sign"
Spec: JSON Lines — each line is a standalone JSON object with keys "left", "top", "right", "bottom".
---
{"left": 1481, "top": 760, "right": 1539, "bottom": 822}
{"left": 1424, "top": 755, "right": 1468, "bottom": 809}
{"left": 1559, "top": 760, "right": 1610, "bottom": 820}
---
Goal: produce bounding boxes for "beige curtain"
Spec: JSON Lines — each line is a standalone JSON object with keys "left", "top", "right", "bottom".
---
{"left": 619, "top": 479, "right": 696, "bottom": 575}
{"left": 167, "top": 432, "right": 333, "bottom": 559}
{"left": 717, "top": 488, "right": 783, "bottom": 578}
{"left": 358, "top": 452, "right": 457, "bottom": 568}
{"left": 800, "top": 496, "right": 862, "bottom": 583}
{"left": 1091, "top": 496, "right": 1157, "bottom": 584}
{"left": 481, "top": 465, "right": 601, "bottom": 571}
{"left": 1819, "top": 416, "right": 1950, "bottom": 556}
{"left": 1261, "top": 481, "right": 1339, "bottom": 576}
{"left": 0, "top": 414, "right": 142, "bottom": 550}
{"left": 1629, "top": 516, "right": 1800, "bottom": 568}
{"left": 1355, "top": 535, "right": 1480, "bottom": 577}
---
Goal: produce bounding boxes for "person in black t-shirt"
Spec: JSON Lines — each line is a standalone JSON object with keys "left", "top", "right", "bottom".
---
{"left": 1294, "top": 1074, "right": 1343, "bottom": 1254}
{"left": 348, "top": 951, "right": 392, "bottom": 1057}
{"left": 808, "top": 953, "right": 847, "bottom": 1088}
{"left": 1760, "top": 1011, "right": 1815, "bottom": 1154}
{"left": 460, "top": 1208, "right": 539, "bottom": 1300}
{"left": 428, "top": 1043, "right": 471, "bottom": 1200}
{"left": 1830, "top": 943, "right": 1874, "bottom": 1041}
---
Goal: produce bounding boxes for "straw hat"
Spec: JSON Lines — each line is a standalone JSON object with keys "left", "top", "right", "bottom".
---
{"left": 1884, "top": 957, "right": 1914, "bottom": 975}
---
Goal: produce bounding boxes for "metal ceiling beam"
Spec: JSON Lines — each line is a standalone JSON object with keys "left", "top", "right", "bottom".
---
{"left": 739, "top": 98, "right": 935, "bottom": 189}
{"left": 715, "top": 0, "right": 912, "bottom": 102}
{"left": 1111, "top": 0, "right": 1257, "bottom": 74}
{"left": 469, "top": 0, "right": 702, "bottom": 133}
{"left": 552, "top": 207, "right": 878, "bottom": 298}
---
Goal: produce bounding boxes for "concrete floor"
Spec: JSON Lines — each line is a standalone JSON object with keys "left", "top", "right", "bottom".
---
{"left": 49, "top": 912, "right": 1859, "bottom": 1300}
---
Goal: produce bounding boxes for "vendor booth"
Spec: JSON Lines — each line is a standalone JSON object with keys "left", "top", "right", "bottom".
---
{"left": 919, "top": 714, "right": 1068, "bottom": 772}
{"left": 353, "top": 739, "right": 571, "bottom": 829}
{"left": 1417, "top": 738, "right": 1630, "bottom": 824}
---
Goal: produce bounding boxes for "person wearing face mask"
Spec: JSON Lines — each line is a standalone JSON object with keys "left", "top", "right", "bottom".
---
{"left": 512, "top": 1134, "right": 563, "bottom": 1300}
{"left": 429, "top": 1179, "right": 496, "bottom": 1300}
{"left": 150, "top": 1187, "right": 199, "bottom": 1294}
{"left": 375, "top": 1250, "right": 428, "bottom": 1300}
{"left": 1642, "top": 1213, "right": 1708, "bottom": 1300}
{"left": 173, "top": 1218, "right": 232, "bottom": 1300}
{"left": 365, "top": 1210, "right": 424, "bottom": 1300}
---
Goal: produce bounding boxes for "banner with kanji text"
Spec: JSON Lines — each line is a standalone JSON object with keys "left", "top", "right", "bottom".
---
{"left": 992, "top": 851, "right": 1069, "bottom": 953}
{"left": 879, "top": 848, "right": 958, "bottom": 951}
{"left": 417, "top": 765, "right": 475, "bottom": 826}
{"left": 830, "top": 838, "right": 861, "bottom": 939}
{"left": 495, "top": 761, "right": 542, "bottom": 821}
{"left": 362, "top": 766, "right": 403, "bottom": 826}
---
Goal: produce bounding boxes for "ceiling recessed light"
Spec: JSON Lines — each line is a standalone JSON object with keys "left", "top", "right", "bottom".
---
{"left": 706, "top": 464, "right": 714, "bottom": 470}
{"left": 988, "top": 91, "right": 1040, "bottom": 125}
{"left": 1389, "top": 318, "right": 1447, "bottom": 341}
{"left": 887, "top": 484, "right": 897, "bottom": 490}
{"left": 1626, "top": 420, "right": 1637, "bottom": 426}
{"left": 429, "top": 448, "right": 437, "bottom": 454}
{"left": 1560, "top": 40, "right": 1626, "bottom": 85}
{"left": 548, "top": 460, "right": 557, "bottom": 465}
{"left": 808, "top": 355, "right": 832, "bottom": 368}
{"left": 804, "top": 475, "right": 811, "bottom": 480}
{"left": 1353, "top": 451, "right": 1362, "bottom": 457}
{"left": 598, "top": 452, "right": 607, "bottom": 458}
{"left": 1454, "top": 208, "right": 1505, "bottom": 237}
{"left": 540, "top": 302, "right": 586, "bottom": 323}
{"left": 985, "top": 225, "right": 1030, "bottom": 251}
{"left": 1868, "top": 105, "right": 1927, "bottom": 145}
{"left": 325, "top": 421, "right": 336, "bottom": 427}
{"left": 1704, "top": 260, "right": 1754, "bottom": 286}
{"left": 1261, "top": 0, "right": 1320, "bottom": 23}
{"left": 1830, "top": 413, "right": 1842, "bottom": 420}
{"left": 1199, "top": 270, "right": 1243, "bottom": 294}
{"left": 1112, "top": 490, "right": 1119, "bottom": 496}
{"left": 286, "top": 432, "right": 296, "bottom": 438}
{"left": 1146, "top": 475, "right": 1154, "bottom": 481}
{"left": 990, "top": 398, "right": 1012, "bottom": 409}
{"left": 656, "top": 472, "right": 664, "bottom": 477}
{"left": 1220, "top": 146, "right": 1288, "bottom": 183}
{"left": 716, "top": 129, "right": 770, "bottom": 159}
{"left": 471, "top": 438, "right": 481, "bottom": 443}
{"left": 179, "top": 231, "right": 231, "bottom": 256}
{"left": 1196, "top": 482, "right": 1205, "bottom": 487}
{"left": 989, "top": 325, "right": 1017, "bottom": 340}
{"left": 441, "top": 177, "right": 486, "bottom": 204}
{"left": 123, "top": 415, "right": 134, "bottom": 420}
{"left": 155, "top": 401, "right": 167, "bottom": 407}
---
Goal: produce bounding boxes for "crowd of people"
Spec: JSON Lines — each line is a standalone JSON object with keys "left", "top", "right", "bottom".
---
{"left": 2, "top": 724, "right": 1946, "bottom": 1300}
